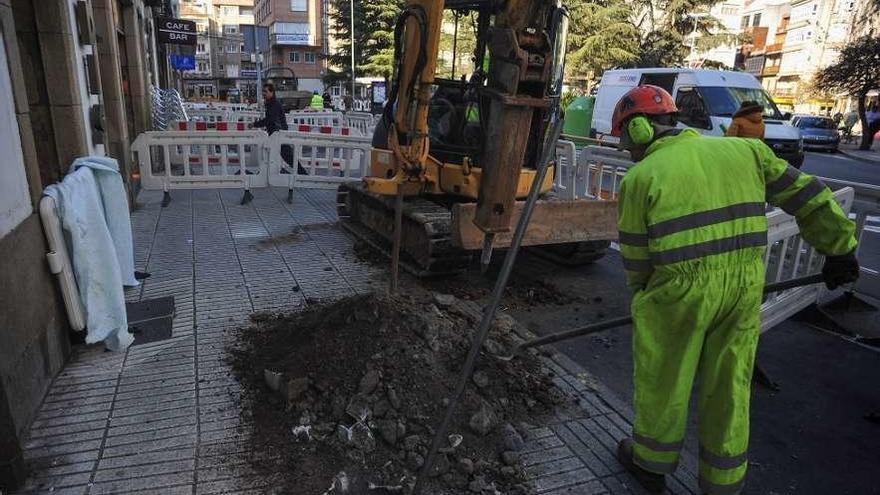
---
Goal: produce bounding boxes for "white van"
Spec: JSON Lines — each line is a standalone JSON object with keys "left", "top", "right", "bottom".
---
{"left": 591, "top": 68, "right": 804, "bottom": 167}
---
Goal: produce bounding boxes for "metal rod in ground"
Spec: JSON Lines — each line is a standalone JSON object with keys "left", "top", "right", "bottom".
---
{"left": 390, "top": 182, "right": 405, "bottom": 294}
{"left": 412, "top": 118, "right": 564, "bottom": 494}
{"left": 479, "top": 233, "right": 495, "bottom": 274}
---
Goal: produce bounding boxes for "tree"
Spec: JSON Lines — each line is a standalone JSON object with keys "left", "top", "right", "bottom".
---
{"left": 814, "top": 36, "right": 880, "bottom": 150}
{"left": 437, "top": 10, "right": 478, "bottom": 80}
{"left": 324, "top": 0, "right": 402, "bottom": 87}
{"left": 565, "top": 0, "right": 639, "bottom": 87}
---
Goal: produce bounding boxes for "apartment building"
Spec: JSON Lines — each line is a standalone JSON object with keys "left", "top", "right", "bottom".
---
{"left": 690, "top": 0, "right": 746, "bottom": 68}
{"left": 0, "top": 0, "right": 160, "bottom": 488}
{"left": 736, "top": 0, "right": 857, "bottom": 113}
{"left": 180, "top": 0, "right": 258, "bottom": 100}
{"left": 254, "top": 0, "right": 328, "bottom": 93}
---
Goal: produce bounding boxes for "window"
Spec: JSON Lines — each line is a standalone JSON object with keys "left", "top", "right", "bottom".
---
{"left": 240, "top": 7, "right": 253, "bottom": 16}
{"left": 331, "top": 86, "right": 340, "bottom": 96}
{"left": 197, "top": 23, "right": 207, "bottom": 33}
{"left": 291, "top": 0, "right": 307, "bottom": 12}
{"left": 752, "top": 13, "right": 762, "bottom": 26}
{"left": 305, "top": 52, "right": 316, "bottom": 64}
{"left": 741, "top": 15, "right": 750, "bottom": 30}
{"left": 197, "top": 43, "right": 206, "bottom": 53}
{"left": 289, "top": 51, "right": 300, "bottom": 63}
{"left": 675, "top": 87, "right": 712, "bottom": 129}
{"left": 219, "top": 63, "right": 225, "bottom": 71}
{"left": 197, "top": 62, "right": 208, "bottom": 72}
{"left": 721, "top": 7, "right": 737, "bottom": 15}
{"left": 224, "top": 25, "right": 238, "bottom": 34}
{"left": 227, "top": 43, "right": 237, "bottom": 53}
{"left": 221, "top": 6, "right": 237, "bottom": 16}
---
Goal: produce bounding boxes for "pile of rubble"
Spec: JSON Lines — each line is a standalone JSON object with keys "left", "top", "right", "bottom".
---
{"left": 229, "top": 292, "right": 572, "bottom": 494}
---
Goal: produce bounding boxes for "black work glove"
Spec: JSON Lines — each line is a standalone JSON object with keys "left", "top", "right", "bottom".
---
{"left": 822, "top": 251, "right": 860, "bottom": 290}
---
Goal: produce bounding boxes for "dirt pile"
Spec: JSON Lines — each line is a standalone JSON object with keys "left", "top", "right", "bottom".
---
{"left": 228, "top": 292, "right": 572, "bottom": 494}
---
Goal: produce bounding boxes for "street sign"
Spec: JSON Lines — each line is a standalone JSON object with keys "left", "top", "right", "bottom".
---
{"left": 241, "top": 25, "right": 269, "bottom": 53}
{"left": 156, "top": 17, "right": 197, "bottom": 45}
{"left": 170, "top": 53, "right": 195, "bottom": 71}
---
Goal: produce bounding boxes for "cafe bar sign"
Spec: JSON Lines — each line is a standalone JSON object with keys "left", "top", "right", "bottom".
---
{"left": 157, "top": 17, "right": 197, "bottom": 45}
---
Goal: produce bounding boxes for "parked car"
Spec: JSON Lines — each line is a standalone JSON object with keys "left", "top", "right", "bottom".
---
{"left": 791, "top": 115, "right": 840, "bottom": 152}
{"left": 592, "top": 68, "right": 805, "bottom": 167}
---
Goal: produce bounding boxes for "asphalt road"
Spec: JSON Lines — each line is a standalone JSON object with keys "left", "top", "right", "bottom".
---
{"left": 509, "top": 151, "right": 880, "bottom": 495}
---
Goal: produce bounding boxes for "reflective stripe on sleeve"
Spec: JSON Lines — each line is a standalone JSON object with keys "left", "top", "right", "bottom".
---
{"left": 765, "top": 165, "right": 801, "bottom": 197}
{"left": 619, "top": 231, "right": 649, "bottom": 247}
{"left": 780, "top": 177, "right": 826, "bottom": 215}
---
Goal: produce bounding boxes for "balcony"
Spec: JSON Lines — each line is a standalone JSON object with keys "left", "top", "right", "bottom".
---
{"left": 763, "top": 65, "right": 780, "bottom": 76}
{"left": 270, "top": 33, "right": 316, "bottom": 47}
{"left": 765, "top": 43, "right": 784, "bottom": 54}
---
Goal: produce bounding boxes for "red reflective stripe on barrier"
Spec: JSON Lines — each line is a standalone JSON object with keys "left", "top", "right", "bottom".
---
{"left": 320, "top": 126, "right": 331, "bottom": 134}
{"left": 178, "top": 122, "right": 188, "bottom": 130}
{"left": 229, "top": 158, "right": 240, "bottom": 164}
{"left": 208, "top": 157, "right": 220, "bottom": 164}
{"left": 216, "top": 122, "right": 228, "bottom": 131}
{"left": 298, "top": 124, "right": 311, "bottom": 132}
{"left": 196, "top": 122, "right": 208, "bottom": 131}
{"left": 189, "top": 157, "right": 199, "bottom": 163}
{"left": 237, "top": 122, "right": 246, "bottom": 131}
{"left": 341, "top": 128, "right": 349, "bottom": 136}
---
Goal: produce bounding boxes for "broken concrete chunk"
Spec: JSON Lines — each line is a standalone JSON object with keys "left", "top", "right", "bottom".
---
{"left": 433, "top": 293, "right": 456, "bottom": 308}
{"left": 472, "top": 371, "right": 489, "bottom": 388}
{"left": 373, "top": 399, "right": 391, "bottom": 418}
{"left": 406, "top": 452, "right": 425, "bottom": 470}
{"left": 284, "top": 377, "right": 309, "bottom": 403}
{"left": 376, "top": 419, "right": 399, "bottom": 446}
{"left": 403, "top": 434, "right": 422, "bottom": 451}
{"left": 468, "top": 402, "right": 496, "bottom": 436}
{"left": 429, "top": 453, "right": 451, "bottom": 477}
{"left": 358, "top": 369, "right": 381, "bottom": 395}
{"left": 457, "top": 457, "right": 474, "bottom": 474}
{"left": 501, "top": 450, "right": 520, "bottom": 466}
{"left": 500, "top": 423, "right": 525, "bottom": 452}
{"left": 493, "top": 313, "right": 516, "bottom": 335}
{"left": 263, "top": 369, "right": 284, "bottom": 392}
{"left": 346, "top": 395, "right": 372, "bottom": 421}
{"left": 387, "top": 386, "right": 401, "bottom": 410}
{"left": 482, "top": 339, "right": 504, "bottom": 356}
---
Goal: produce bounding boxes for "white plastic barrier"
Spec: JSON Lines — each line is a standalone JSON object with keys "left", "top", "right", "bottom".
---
{"left": 553, "top": 144, "right": 632, "bottom": 201}
{"left": 287, "top": 111, "right": 344, "bottom": 127}
{"left": 228, "top": 111, "right": 262, "bottom": 125}
{"left": 760, "top": 187, "right": 854, "bottom": 331}
{"left": 288, "top": 124, "right": 363, "bottom": 137}
{"left": 267, "top": 131, "right": 371, "bottom": 192}
{"left": 344, "top": 112, "right": 376, "bottom": 137}
{"left": 818, "top": 176, "right": 880, "bottom": 298}
{"left": 185, "top": 108, "right": 229, "bottom": 123}
{"left": 131, "top": 130, "right": 270, "bottom": 191}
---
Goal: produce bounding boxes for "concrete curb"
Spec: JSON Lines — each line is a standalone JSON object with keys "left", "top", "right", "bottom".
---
{"left": 839, "top": 149, "right": 880, "bottom": 166}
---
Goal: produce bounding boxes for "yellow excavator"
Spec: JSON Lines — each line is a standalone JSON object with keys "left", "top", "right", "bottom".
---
{"left": 337, "top": 0, "right": 617, "bottom": 276}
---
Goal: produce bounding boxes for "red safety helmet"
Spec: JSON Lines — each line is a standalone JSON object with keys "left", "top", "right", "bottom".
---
{"left": 610, "top": 85, "right": 678, "bottom": 137}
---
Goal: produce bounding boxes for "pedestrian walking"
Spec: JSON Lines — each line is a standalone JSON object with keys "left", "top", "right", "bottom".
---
{"left": 842, "top": 109, "right": 859, "bottom": 144}
{"left": 866, "top": 103, "right": 880, "bottom": 142}
{"left": 322, "top": 90, "right": 332, "bottom": 109}
{"left": 724, "top": 100, "right": 765, "bottom": 139}
{"left": 253, "top": 83, "right": 306, "bottom": 175}
{"left": 611, "top": 85, "right": 860, "bottom": 494}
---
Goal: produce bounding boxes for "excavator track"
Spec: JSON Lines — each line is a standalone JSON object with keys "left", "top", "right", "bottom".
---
{"left": 337, "top": 183, "right": 473, "bottom": 277}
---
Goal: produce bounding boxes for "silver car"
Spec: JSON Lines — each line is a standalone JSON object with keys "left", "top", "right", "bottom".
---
{"left": 791, "top": 115, "right": 840, "bottom": 152}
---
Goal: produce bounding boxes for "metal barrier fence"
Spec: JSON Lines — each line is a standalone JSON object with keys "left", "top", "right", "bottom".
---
{"left": 131, "top": 130, "right": 270, "bottom": 194}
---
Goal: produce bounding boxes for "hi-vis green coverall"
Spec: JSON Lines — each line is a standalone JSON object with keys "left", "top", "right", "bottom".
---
{"left": 618, "top": 129, "right": 857, "bottom": 494}
{"left": 310, "top": 93, "right": 324, "bottom": 109}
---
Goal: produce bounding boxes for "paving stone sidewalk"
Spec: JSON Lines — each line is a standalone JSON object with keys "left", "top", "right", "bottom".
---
{"left": 13, "top": 187, "right": 698, "bottom": 495}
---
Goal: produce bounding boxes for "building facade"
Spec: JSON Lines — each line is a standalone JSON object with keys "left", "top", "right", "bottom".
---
{"left": 179, "top": 0, "right": 258, "bottom": 101}
{"left": 254, "top": 0, "right": 328, "bottom": 93}
{"left": 0, "top": 0, "right": 159, "bottom": 489}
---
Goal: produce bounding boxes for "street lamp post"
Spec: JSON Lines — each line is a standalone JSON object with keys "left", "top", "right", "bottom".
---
{"left": 350, "top": 0, "right": 356, "bottom": 109}
{"left": 688, "top": 13, "right": 708, "bottom": 66}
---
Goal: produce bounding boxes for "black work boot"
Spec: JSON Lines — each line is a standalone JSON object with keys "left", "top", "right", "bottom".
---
{"left": 617, "top": 438, "right": 667, "bottom": 494}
